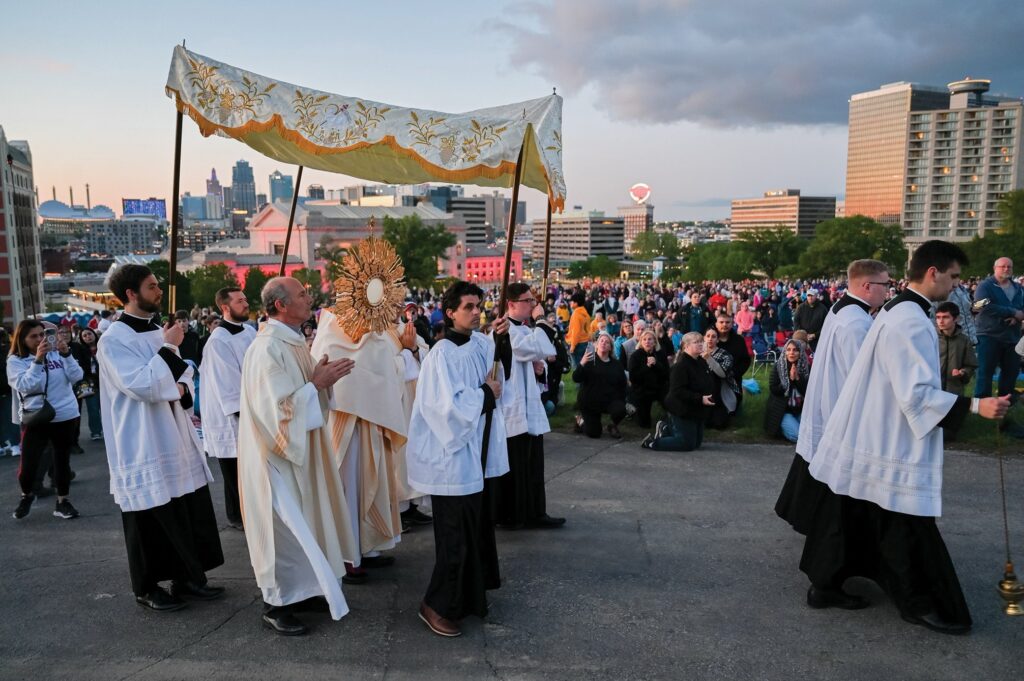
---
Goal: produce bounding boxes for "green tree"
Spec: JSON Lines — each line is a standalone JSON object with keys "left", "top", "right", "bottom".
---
{"left": 316, "top": 237, "right": 349, "bottom": 286}
{"left": 293, "top": 267, "right": 328, "bottom": 307}
{"left": 797, "top": 216, "right": 906, "bottom": 277}
{"left": 382, "top": 214, "right": 457, "bottom": 287}
{"left": 242, "top": 266, "right": 272, "bottom": 310}
{"left": 186, "top": 263, "right": 239, "bottom": 308}
{"left": 148, "top": 259, "right": 193, "bottom": 314}
{"left": 566, "top": 255, "right": 622, "bottom": 280}
{"left": 735, "top": 226, "right": 808, "bottom": 278}
{"left": 684, "top": 242, "right": 752, "bottom": 281}
{"left": 999, "top": 189, "right": 1024, "bottom": 235}
{"left": 630, "top": 231, "right": 682, "bottom": 262}
{"left": 630, "top": 231, "right": 662, "bottom": 260}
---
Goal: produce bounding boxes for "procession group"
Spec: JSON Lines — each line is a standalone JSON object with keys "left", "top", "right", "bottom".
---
{"left": 9, "top": 239, "right": 1019, "bottom": 639}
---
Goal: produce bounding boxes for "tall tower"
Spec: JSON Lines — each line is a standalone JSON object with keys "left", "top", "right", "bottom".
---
{"left": 231, "top": 160, "right": 257, "bottom": 215}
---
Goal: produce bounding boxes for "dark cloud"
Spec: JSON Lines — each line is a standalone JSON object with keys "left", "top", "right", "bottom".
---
{"left": 500, "top": 1, "right": 1024, "bottom": 127}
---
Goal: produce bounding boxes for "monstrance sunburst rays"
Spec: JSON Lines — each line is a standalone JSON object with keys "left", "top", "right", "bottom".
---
{"left": 331, "top": 236, "right": 407, "bottom": 342}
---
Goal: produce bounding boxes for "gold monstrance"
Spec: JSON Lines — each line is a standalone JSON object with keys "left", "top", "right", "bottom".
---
{"left": 331, "top": 219, "right": 407, "bottom": 342}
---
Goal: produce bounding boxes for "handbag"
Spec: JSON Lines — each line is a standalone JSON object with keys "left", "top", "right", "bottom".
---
{"left": 20, "top": 363, "right": 56, "bottom": 427}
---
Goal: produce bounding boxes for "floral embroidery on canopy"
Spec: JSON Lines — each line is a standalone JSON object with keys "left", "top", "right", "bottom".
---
{"left": 165, "top": 46, "right": 566, "bottom": 211}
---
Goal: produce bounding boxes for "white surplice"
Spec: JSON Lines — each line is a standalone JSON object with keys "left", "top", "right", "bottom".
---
{"left": 406, "top": 332, "right": 509, "bottom": 496}
{"left": 809, "top": 290, "right": 958, "bottom": 517}
{"left": 796, "top": 294, "right": 873, "bottom": 464}
{"left": 502, "top": 321, "right": 555, "bottom": 437}
{"left": 98, "top": 317, "right": 211, "bottom": 512}
{"left": 198, "top": 321, "right": 256, "bottom": 459}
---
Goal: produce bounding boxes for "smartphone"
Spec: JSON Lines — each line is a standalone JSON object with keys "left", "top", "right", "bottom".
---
{"left": 585, "top": 341, "right": 594, "bottom": 355}
{"left": 45, "top": 328, "right": 57, "bottom": 345}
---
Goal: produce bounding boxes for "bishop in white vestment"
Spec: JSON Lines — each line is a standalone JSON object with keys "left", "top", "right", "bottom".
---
{"left": 198, "top": 288, "right": 256, "bottom": 529}
{"left": 237, "top": 277, "right": 360, "bottom": 635}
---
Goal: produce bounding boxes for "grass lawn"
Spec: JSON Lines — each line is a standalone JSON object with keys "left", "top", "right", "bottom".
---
{"left": 548, "top": 366, "right": 1024, "bottom": 454}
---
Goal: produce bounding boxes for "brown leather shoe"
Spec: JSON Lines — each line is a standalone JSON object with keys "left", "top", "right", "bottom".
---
{"left": 418, "top": 602, "right": 462, "bottom": 637}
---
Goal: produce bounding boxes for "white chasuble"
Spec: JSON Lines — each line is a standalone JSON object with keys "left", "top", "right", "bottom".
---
{"left": 311, "top": 310, "right": 423, "bottom": 554}
{"left": 199, "top": 322, "right": 256, "bottom": 459}
{"left": 809, "top": 294, "right": 958, "bottom": 518}
{"left": 795, "top": 296, "right": 873, "bottom": 464}
{"left": 237, "top": 320, "right": 358, "bottom": 618}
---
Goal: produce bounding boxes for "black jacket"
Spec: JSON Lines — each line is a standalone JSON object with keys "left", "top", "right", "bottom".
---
{"left": 663, "top": 353, "right": 715, "bottom": 420}
{"left": 717, "top": 331, "right": 751, "bottom": 380}
{"left": 763, "top": 361, "right": 808, "bottom": 438}
{"left": 628, "top": 347, "right": 669, "bottom": 401}
{"left": 572, "top": 356, "right": 628, "bottom": 411}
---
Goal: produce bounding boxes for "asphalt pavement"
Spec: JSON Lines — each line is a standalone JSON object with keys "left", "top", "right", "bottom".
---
{"left": 0, "top": 432, "right": 1021, "bottom": 680}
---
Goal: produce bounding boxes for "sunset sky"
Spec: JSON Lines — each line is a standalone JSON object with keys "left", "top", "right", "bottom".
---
{"left": 4, "top": 0, "right": 1022, "bottom": 221}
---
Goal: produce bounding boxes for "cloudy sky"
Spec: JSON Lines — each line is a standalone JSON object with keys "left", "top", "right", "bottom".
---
{"left": 3, "top": 0, "right": 1022, "bottom": 221}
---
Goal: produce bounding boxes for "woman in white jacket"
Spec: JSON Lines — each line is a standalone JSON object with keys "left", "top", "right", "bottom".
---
{"left": 7, "top": 320, "right": 84, "bottom": 520}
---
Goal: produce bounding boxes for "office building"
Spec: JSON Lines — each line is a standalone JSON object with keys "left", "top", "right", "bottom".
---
{"left": 231, "top": 160, "right": 257, "bottom": 215}
{"left": 181, "top": 193, "right": 206, "bottom": 220}
{"left": 618, "top": 203, "right": 655, "bottom": 253}
{"left": 846, "top": 78, "right": 1023, "bottom": 243}
{"left": 729, "top": 190, "right": 836, "bottom": 238}
{"left": 450, "top": 196, "right": 490, "bottom": 246}
{"left": 206, "top": 168, "right": 222, "bottom": 198}
{"left": 269, "top": 170, "right": 294, "bottom": 204}
{"left": 308, "top": 184, "right": 325, "bottom": 200}
{"left": 531, "top": 210, "right": 625, "bottom": 268}
{"left": 0, "top": 126, "right": 44, "bottom": 325}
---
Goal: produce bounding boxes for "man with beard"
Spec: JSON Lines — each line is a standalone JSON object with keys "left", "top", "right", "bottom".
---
{"left": 99, "top": 264, "right": 224, "bottom": 612}
{"left": 199, "top": 287, "right": 256, "bottom": 530}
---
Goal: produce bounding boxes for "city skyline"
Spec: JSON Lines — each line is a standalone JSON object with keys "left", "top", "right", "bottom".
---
{"left": 3, "top": 1, "right": 1023, "bottom": 222}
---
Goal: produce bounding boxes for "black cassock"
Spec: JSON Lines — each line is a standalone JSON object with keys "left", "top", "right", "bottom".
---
{"left": 423, "top": 328, "right": 510, "bottom": 621}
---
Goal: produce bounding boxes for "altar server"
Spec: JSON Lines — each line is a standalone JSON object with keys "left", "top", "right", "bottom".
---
{"left": 806, "top": 241, "right": 1010, "bottom": 634}
{"left": 407, "top": 281, "right": 510, "bottom": 637}
{"left": 237, "top": 277, "right": 359, "bottom": 636}
{"left": 776, "top": 260, "right": 889, "bottom": 537}
{"left": 99, "top": 264, "right": 224, "bottom": 613}
{"left": 496, "top": 282, "right": 565, "bottom": 529}
{"left": 199, "top": 287, "right": 255, "bottom": 530}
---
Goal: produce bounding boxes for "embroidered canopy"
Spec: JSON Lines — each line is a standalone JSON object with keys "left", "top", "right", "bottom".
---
{"left": 164, "top": 46, "right": 565, "bottom": 210}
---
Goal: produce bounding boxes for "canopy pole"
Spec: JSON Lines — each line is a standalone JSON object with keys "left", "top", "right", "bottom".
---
{"left": 540, "top": 199, "right": 553, "bottom": 300}
{"left": 496, "top": 142, "right": 526, "bottom": 319}
{"left": 279, "top": 165, "right": 304, "bottom": 276}
{"left": 168, "top": 109, "right": 184, "bottom": 313}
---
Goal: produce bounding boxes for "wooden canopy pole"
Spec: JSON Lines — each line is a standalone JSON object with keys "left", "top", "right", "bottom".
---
{"left": 540, "top": 199, "right": 553, "bottom": 299}
{"left": 168, "top": 109, "right": 184, "bottom": 313}
{"left": 496, "top": 142, "right": 526, "bottom": 318}
{"left": 279, "top": 165, "right": 304, "bottom": 276}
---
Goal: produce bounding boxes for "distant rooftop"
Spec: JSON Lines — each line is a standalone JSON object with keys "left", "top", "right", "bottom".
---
{"left": 39, "top": 200, "right": 116, "bottom": 220}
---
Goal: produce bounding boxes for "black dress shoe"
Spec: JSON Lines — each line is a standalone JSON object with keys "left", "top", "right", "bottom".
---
{"left": 262, "top": 611, "right": 308, "bottom": 636}
{"left": 527, "top": 514, "right": 566, "bottom": 529}
{"left": 360, "top": 555, "right": 395, "bottom": 569}
{"left": 343, "top": 567, "right": 368, "bottom": 585}
{"left": 170, "top": 580, "right": 225, "bottom": 601}
{"left": 901, "top": 610, "right": 971, "bottom": 635}
{"left": 806, "top": 585, "right": 869, "bottom": 610}
{"left": 136, "top": 587, "right": 187, "bottom": 612}
{"left": 227, "top": 520, "right": 245, "bottom": 531}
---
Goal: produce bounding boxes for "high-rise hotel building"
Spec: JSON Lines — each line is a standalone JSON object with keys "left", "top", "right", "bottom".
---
{"left": 845, "top": 79, "right": 1023, "bottom": 245}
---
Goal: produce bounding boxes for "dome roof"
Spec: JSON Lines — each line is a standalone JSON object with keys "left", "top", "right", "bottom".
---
{"left": 37, "top": 200, "right": 116, "bottom": 220}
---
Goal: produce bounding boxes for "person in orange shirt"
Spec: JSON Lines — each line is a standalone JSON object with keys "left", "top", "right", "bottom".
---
{"left": 565, "top": 292, "right": 592, "bottom": 367}
{"left": 589, "top": 311, "right": 604, "bottom": 335}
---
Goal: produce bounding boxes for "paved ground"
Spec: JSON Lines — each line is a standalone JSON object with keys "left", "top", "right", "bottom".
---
{"left": 1, "top": 432, "right": 1021, "bottom": 680}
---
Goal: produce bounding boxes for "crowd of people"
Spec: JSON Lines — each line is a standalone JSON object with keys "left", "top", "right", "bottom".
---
{"left": 5, "top": 247, "right": 1024, "bottom": 639}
